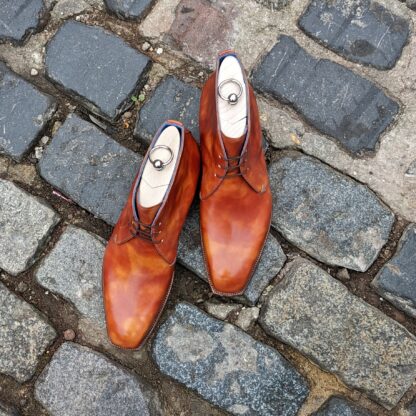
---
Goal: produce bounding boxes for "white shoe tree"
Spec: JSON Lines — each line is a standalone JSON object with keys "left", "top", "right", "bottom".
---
{"left": 217, "top": 55, "right": 248, "bottom": 139}
{"left": 138, "top": 125, "right": 181, "bottom": 208}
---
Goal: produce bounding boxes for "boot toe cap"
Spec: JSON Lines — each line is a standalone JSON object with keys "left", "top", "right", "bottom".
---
{"left": 103, "top": 247, "right": 173, "bottom": 349}
{"left": 106, "top": 311, "right": 154, "bottom": 350}
{"left": 209, "top": 270, "right": 250, "bottom": 295}
{"left": 204, "top": 243, "right": 259, "bottom": 295}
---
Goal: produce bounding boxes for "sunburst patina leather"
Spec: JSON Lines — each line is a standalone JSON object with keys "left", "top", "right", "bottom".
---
{"left": 200, "top": 51, "right": 272, "bottom": 296}
{"left": 103, "top": 121, "right": 200, "bottom": 349}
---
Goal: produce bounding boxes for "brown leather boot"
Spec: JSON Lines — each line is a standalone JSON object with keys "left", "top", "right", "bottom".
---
{"left": 199, "top": 51, "right": 272, "bottom": 296}
{"left": 103, "top": 120, "right": 200, "bottom": 349}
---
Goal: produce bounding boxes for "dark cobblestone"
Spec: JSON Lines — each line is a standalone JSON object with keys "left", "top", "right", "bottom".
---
{"left": 39, "top": 114, "right": 141, "bottom": 225}
{"left": 312, "top": 396, "right": 373, "bottom": 416}
{"left": 153, "top": 302, "right": 309, "bottom": 416}
{"left": 46, "top": 21, "right": 151, "bottom": 121}
{"left": 269, "top": 151, "right": 394, "bottom": 272}
{"left": 0, "top": 63, "right": 56, "bottom": 161}
{"left": 299, "top": 0, "right": 410, "bottom": 69}
{"left": 252, "top": 35, "right": 399, "bottom": 154}
{"left": 0, "top": 0, "right": 47, "bottom": 45}
{"left": 372, "top": 224, "right": 416, "bottom": 318}
{"left": 104, "top": 0, "right": 153, "bottom": 20}
{"left": 134, "top": 75, "right": 200, "bottom": 144}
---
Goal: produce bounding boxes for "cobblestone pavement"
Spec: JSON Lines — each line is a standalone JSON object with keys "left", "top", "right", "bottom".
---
{"left": 0, "top": 0, "right": 415, "bottom": 415}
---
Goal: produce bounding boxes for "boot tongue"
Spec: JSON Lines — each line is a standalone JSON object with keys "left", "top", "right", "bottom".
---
{"left": 222, "top": 134, "right": 245, "bottom": 157}
{"left": 136, "top": 202, "right": 161, "bottom": 226}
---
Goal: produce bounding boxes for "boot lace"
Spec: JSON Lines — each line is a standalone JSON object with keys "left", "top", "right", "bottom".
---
{"left": 130, "top": 219, "right": 162, "bottom": 243}
{"left": 217, "top": 154, "right": 245, "bottom": 179}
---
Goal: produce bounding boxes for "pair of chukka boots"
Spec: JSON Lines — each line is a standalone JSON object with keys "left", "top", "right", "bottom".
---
{"left": 103, "top": 51, "right": 272, "bottom": 349}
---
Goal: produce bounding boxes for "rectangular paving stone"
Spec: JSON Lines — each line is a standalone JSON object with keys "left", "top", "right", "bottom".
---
{"left": 0, "top": 179, "right": 60, "bottom": 276}
{"left": 45, "top": 20, "right": 151, "bottom": 122}
{"left": 0, "top": 282, "right": 56, "bottom": 382}
{"left": 38, "top": 114, "right": 142, "bottom": 225}
{"left": 312, "top": 396, "right": 373, "bottom": 416}
{"left": 260, "top": 258, "right": 416, "bottom": 409}
{"left": 104, "top": 0, "right": 153, "bottom": 20}
{"left": 269, "top": 151, "right": 394, "bottom": 272}
{"left": 178, "top": 205, "right": 286, "bottom": 305}
{"left": 0, "top": 0, "right": 47, "bottom": 45}
{"left": 35, "top": 342, "right": 162, "bottom": 416}
{"left": 36, "top": 226, "right": 106, "bottom": 327}
{"left": 134, "top": 75, "right": 201, "bottom": 144}
{"left": 152, "top": 302, "right": 309, "bottom": 416}
{"left": 299, "top": 0, "right": 409, "bottom": 70}
{"left": 372, "top": 224, "right": 416, "bottom": 318}
{"left": 252, "top": 35, "right": 399, "bottom": 154}
{"left": 0, "top": 62, "right": 56, "bottom": 161}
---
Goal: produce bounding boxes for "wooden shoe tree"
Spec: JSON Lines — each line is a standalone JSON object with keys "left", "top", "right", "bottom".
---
{"left": 217, "top": 55, "right": 248, "bottom": 139}
{"left": 138, "top": 125, "right": 181, "bottom": 208}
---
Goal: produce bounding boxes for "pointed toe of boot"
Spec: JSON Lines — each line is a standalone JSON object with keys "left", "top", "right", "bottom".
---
{"left": 207, "top": 256, "right": 252, "bottom": 295}
{"left": 103, "top": 241, "right": 174, "bottom": 350}
{"left": 202, "top": 222, "right": 266, "bottom": 296}
{"left": 103, "top": 271, "right": 173, "bottom": 349}
{"left": 105, "top": 305, "right": 152, "bottom": 350}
